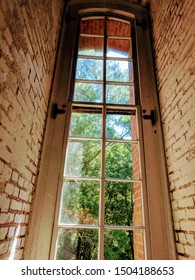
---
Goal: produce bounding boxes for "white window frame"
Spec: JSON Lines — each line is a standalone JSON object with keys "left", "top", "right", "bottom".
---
{"left": 24, "top": 0, "right": 176, "bottom": 260}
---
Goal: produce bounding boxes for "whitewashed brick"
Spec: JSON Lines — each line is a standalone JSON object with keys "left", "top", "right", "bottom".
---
{"left": 11, "top": 171, "right": 18, "bottom": 183}
{"left": 0, "top": 0, "right": 63, "bottom": 260}
{"left": 0, "top": 213, "right": 14, "bottom": 224}
{"left": 19, "top": 189, "right": 29, "bottom": 201}
{"left": 5, "top": 183, "right": 14, "bottom": 195}
{"left": 14, "top": 214, "right": 25, "bottom": 224}
{"left": 2, "top": 164, "right": 12, "bottom": 181}
{"left": 8, "top": 227, "right": 15, "bottom": 239}
{"left": 0, "top": 227, "right": 8, "bottom": 240}
{"left": 18, "top": 177, "right": 24, "bottom": 188}
{"left": 173, "top": 209, "right": 186, "bottom": 221}
{"left": 13, "top": 187, "right": 19, "bottom": 198}
{"left": 186, "top": 234, "right": 195, "bottom": 244}
{"left": 13, "top": 248, "right": 24, "bottom": 260}
{"left": 0, "top": 194, "right": 10, "bottom": 212}
{"left": 176, "top": 243, "right": 184, "bottom": 254}
{"left": 0, "top": 160, "right": 4, "bottom": 174}
{"left": 0, "top": 242, "right": 9, "bottom": 255}
{"left": 10, "top": 199, "right": 22, "bottom": 211}
{"left": 178, "top": 232, "right": 187, "bottom": 244}
{"left": 180, "top": 221, "right": 195, "bottom": 231}
{"left": 185, "top": 245, "right": 195, "bottom": 257}
{"left": 22, "top": 203, "right": 30, "bottom": 212}
{"left": 178, "top": 197, "right": 194, "bottom": 208}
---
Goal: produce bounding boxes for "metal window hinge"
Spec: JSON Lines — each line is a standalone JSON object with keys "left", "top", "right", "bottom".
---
{"left": 143, "top": 109, "right": 156, "bottom": 126}
{"left": 51, "top": 103, "right": 66, "bottom": 119}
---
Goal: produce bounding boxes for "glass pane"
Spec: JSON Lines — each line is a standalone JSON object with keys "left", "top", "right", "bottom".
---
{"left": 106, "top": 60, "right": 133, "bottom": 82}
{"left": 70, "top": 112, "right": 102, "bottom": 138}
{"left": 59, "top": 180, "right": 99, "bottom": 225}
{"left": 104, "top": 230, "right": 144, "bottom": 260}
{"left": 74, "top": 82, "right": 102, "bottom": 103}
{"left": 76, "top": 58, "right": 103, "bottom": 80}
{"left": 80, "top": 18, "right": 104, "bottom": 35}
{"left": 106, "top": 85, "right": 135, "bottom": 105}
{"left": 78, "top": 36, "right": 103, "bottom": 56}
{"left": 106, "top": 142, "right": 140, "bottom": 180}
{"left": 107, "top": 19, "right": 131, "bottom": 37}
{"left": 64, "top": 140, "right": 101, "bottom": 178}
{"left": 55, "top": 228, "right": 98, "bottom": 260}
{"left": 107, "top": 39, "right": 132, "bottom": 58}
{"left": 105, "top": 182, "right": 134, "bottom": 226}
{"left": 106, "top": 113, "right": 137, "bottom": 140}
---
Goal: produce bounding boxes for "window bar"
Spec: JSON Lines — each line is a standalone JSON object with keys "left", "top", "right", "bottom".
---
{"left": 58, "top": 224, "right": 144, "bottom": 230}
{"left": 98, "top": 16, "right": 107, "bottom": 260}
{"left": 64, "top": 176, "right": 142, "bottom": 183}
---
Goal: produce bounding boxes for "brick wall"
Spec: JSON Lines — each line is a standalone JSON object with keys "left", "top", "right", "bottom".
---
{"left": 149, "top": 0, "right": 195, "bottom": 259}
{"left": 0, "top": 0, "right": 64, "bottom": 259}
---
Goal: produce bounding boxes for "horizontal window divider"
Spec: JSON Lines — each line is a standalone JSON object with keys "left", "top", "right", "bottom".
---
{"left": 63, "top": 177, "right": 142, "bottom": 183}
{"left": 106, "top": 57, "right": 133, "bottom": 62}
{"left": 58, "top": 224, "right": 144, "bottom": 231}
{"left": 106, "top": 80, "right": 134, "bottom": 86}
{"left": 106, "top": 105, "right": 138, "bottom": 111}
{"left": 68, "top": 136, "right": 102, "bottom": 141}
{"left": 104, "top": 225, "right": 145, "bottom": 230}
{"left": 105, "top": 138, "right": 139, "bottom": 143}
{"left": 80, "top": 15, "right": 104, "bottom": 20}
{"left": 58, "top": 224, "right": 99, "bottom": 229}
{"left": 72, "top": 102, "right": 139, "bottom": 110}
{"left": 77, "top": 55, "right": 133, "bottom": 62}
{"left": 64, "top": 176, "right": 101, "bottom": 181}
{"left": 107, "top": 35, "right": 132, "bottom": 40}
{"left": 75, "top": 79, "right": 134, "bottom": 86}
{"left": 105, "top": 178, "right": 142, "bottom": 183}
{"left": 72, "top": 102, "right": 103, "bottom": 110}
{"left": 107, "top": 16, "right": 133, "bottom": 23}
{"left": 75, "top": 79, "right": 103, "bottom": 84}
{"left": 78, "top": 54, "right": 103, "bottom": 59}
{"left": 80, "top": 33, "right": 104, "bottom": 38}
{"left": 68, "top": 136, "right": 139, "bottom": 143}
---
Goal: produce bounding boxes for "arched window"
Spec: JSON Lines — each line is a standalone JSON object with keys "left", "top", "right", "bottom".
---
{"left": 24, "top": 1, "right": 176, "bottom": 260}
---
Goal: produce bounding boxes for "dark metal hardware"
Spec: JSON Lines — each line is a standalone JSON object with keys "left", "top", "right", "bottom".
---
{"left": 143, "top": 109, "right": 156, "bottom": 126}
{"left": 51, "top": 103, "right": 66, "bottom": 119}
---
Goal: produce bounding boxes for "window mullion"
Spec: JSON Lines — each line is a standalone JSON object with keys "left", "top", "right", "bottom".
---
{"left": 98, "top": 16, "right": 107, "bottom": 260}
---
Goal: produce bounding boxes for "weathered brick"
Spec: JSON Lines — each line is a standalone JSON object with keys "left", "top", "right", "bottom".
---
{"left": 185, "top": 245, "right": 195, "bottom": 257}
{"left": 0, "top": 227, "right": 8, "bottom": 240}
{"left": 176, "top": 243, "right": 184, "bottom": 254}
{"left": 19, "top": 190, "right": 29, "bottom": 201}
{"left": 10, "top": 199, "right": 22, "bottom": 211}
{"left": 0, "top": 0, "right": 64, "bottom": 260}
{"left": 8, "top": 227, "right": 15, "bottom": 239}
{"left": 14, "top": 214, "right": 25, "bottom": 224}
{"left": 11, "top": 171, "right": 19, "bottom": 183}
{"left": 5, "top": 183, "right": 14, "bottom": 195}
{"left": 0, "top": 213, "right": 14, "bottom": 224}
{"left": 150, "top": 0, "right": 195, "bottom": 260}
{"left": 0, "top": 194, "right": 10, "bottom": 212}
{"left": 0, "top": 242, "right": 9, "bottom": 255}
{"left": 180, "top": 221, "right": 195, "bottom": 232}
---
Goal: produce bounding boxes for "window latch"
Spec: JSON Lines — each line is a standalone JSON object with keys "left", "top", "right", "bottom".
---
{"left": 143, "top": 109, "right": 156, "bottom": 126}
{"left": 51, "top": 103, "right": 66, "bottom": 119}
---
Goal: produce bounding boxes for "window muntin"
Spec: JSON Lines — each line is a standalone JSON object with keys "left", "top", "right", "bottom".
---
{"left": 54, "top": 16, "right": 145, "bottom": 260}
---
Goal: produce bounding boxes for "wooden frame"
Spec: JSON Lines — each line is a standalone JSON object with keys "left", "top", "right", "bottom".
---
{"left": 24, "top": 0, "right": 176, "bottom": 260}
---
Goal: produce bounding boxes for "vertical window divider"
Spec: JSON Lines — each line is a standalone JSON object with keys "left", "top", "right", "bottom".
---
{"left": 98, "top": 16, "right": 107, "bottom": 260}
